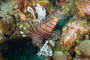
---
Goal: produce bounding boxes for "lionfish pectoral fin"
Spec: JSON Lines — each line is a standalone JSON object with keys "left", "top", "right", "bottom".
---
{"left": 48, "top": 30, "right": 61, "bottom": 40}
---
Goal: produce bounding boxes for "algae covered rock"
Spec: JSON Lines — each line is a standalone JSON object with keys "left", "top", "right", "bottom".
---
{"left": 60, "top": 17, "right": 90, "bottom": 46}
{"left": 79, "top": 40, "right": 90, "bottom": 56}
{"left": 53, "top": 51, "right": 67, "bottom": 60}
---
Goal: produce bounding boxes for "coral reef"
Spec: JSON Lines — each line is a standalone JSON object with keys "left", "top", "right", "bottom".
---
{"left": 0, "top": 0, "right": 90, "bottom": 60}
{"left": 60, "top": 17, "right": 90, "bottom": 46}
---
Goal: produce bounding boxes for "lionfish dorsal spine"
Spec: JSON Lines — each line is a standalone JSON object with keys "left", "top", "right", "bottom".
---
{"left": 27, "top": 6, "right": 37, "bottom": 21}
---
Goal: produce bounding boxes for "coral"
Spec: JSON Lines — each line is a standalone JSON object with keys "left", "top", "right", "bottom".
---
{"left": 0, "top": 0, "right": 18, "bottom": 20}
{"left": 53, "top": 51, "right": 67, "bottom": 60}
{"left": 60, "top": 17, "right": 90, "bottom": 46}
{"left": 83, "top": 3, "right": 90, "bottom": 15}
{"left": 73, "top": 57, "right": 90, "bottom": 60}
{"left": 75, "top": 0, "right": 90, "bottom": 17}
{"left": 79, "top": 40, "right": 90, "bottom": 56}
{"left": 0, "top": 0, "right": 12, "bottom": 17}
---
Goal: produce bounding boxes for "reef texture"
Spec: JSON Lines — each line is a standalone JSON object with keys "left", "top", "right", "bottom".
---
{"left": 60, "top": 17, "right": 90, "bottom": 46}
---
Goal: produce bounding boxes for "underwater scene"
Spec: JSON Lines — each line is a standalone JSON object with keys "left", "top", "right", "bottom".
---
{"left": 0, "top": 0, "right": 90, "bottom": 60}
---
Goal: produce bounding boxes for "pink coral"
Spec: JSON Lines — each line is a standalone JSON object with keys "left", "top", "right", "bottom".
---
{"left": 83, "top": 4, "right": 90, "bottom": 15}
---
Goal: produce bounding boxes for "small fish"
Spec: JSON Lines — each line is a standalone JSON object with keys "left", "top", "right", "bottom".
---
{"left": 80, "top": 5, "right": 85, "bottom": 16}
{"left": 80, "top": 10, "right": 85, "bottom": 16}
{"left": 11, "top": 0, "right": 13, "bottom": 4}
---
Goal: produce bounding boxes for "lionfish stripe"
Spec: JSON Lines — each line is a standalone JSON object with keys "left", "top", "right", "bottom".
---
{"left": 32, "top": 33, "right": 41, "bottom": 38}
{"left": 32, "top": 26, "right": 49, "bottom": 37}
{"left": 35, "top": 28, "right": 45, "bottom": 36}
{"left": 40, "top": 25, "right": 52, "bottom": 33}
{"left": 44, "top": 23, "right": 52, "bottom": 28}
{"left": 37, "top": 25, "right": 50, "bottom": 35}
{"left": 49, "top": 21, "right": 56, "bottom": 25}
{"left": 31, "top": 26, "right": 43, "bottom": 37}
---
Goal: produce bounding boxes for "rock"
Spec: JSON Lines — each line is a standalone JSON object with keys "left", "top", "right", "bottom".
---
{"left": 79, "top": 40, "right": 90, "bottom": 56}
{"left": 53, "top": 51, "right": 67, "bottom": 60}
{"left": 60, "top": 17, "right": 90, "bottom": 46}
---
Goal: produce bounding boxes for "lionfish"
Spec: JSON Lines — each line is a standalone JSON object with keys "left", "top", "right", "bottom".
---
{"left": 17, "top": 0, "right": 63, "bottom": 46}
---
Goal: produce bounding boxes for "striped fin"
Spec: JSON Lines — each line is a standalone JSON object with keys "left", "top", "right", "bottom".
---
{"left": 32, "top": 17, "right": 59, "bottom": 38}
{"left": 27, "top": 6, "right": 37, "bottom": 21}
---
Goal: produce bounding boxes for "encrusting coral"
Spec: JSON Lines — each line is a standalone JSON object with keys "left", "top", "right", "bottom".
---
{"left": 60, "top": 17, "right": 90, "bottom": 46}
